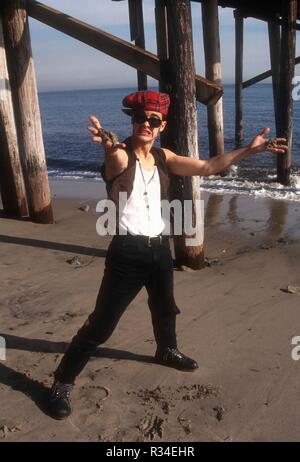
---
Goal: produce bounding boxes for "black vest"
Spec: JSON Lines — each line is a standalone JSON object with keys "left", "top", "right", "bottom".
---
{"left": 100, "top": 137, "right": 170, "bottom": 210}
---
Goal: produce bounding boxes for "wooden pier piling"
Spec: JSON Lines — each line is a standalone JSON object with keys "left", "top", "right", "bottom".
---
{"left": 165, "top": 0, "right": 204, "bottom": 270}
{"left": 276, "top": 0, "right": 297, "bottom": 185}
{"left": 268, "top": 20, "right": 281, "bottom": 133}
{"left": 154, "top": 0, "right": 171, "bottom": 151}
{"left": 128, "top": 0, "right": 147, "bottom": 90}
{"left": 234, "top": 9, "right": 244, "bottom": 146}
{"left": 154, "top": 0, "right": 169, "bottom": 92}
{"left": 0, "top": 17, "right": 27, "bottom": 218}
{"left": 202, "top": 0, "right": 224, "bottom": 158}
{"left": 1, "top": 0, "right": 53, "bottom": 223}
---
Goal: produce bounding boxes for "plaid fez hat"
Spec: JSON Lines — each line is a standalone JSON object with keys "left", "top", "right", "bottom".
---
{"left": 122, "top": 90, "right": 170, "bottom": 117}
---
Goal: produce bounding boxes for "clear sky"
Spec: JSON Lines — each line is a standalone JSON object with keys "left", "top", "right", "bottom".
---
{"left": 29, "top": 0, "right": 300, "bottom": 92}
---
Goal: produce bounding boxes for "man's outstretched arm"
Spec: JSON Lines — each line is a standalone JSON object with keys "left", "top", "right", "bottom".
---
{"left": 164, "top": 128, "right": 288, "bottom": 177}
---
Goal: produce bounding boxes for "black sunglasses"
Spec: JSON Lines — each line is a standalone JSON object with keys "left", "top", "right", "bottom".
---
{"left": 132, "top": 113, "right": 163, "bottom": 128}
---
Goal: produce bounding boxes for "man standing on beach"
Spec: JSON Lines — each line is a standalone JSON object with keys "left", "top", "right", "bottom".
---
{"left": 48, "top": 90, "right": 287, "bottom": 420}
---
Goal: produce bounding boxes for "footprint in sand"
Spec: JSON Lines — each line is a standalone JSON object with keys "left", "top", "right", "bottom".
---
{"left": 73, "top": 385, "right": 110, "bottom": 425}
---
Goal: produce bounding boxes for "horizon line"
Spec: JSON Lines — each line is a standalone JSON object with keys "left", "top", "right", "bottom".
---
{"left": 38, "top": 82, "right": 273, "bottom": 94}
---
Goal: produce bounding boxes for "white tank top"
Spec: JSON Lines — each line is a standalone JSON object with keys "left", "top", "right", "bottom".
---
{"left": 118, "top": 160, "right": 165, "bottom": 236}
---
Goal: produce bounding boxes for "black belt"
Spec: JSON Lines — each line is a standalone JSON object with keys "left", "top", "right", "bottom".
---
{"left": 114, "top": 233, "right": 169, "bottom": 247}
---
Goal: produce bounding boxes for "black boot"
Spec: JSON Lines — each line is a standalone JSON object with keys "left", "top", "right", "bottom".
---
{"left": 155, "top": 347, "right": 198, "bottom": 371}
{"left": 48, "top": 381, "right": 73, "bottom": 420}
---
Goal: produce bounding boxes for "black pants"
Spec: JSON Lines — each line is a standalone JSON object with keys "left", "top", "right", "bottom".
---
{"left": 54, "top": 235, "right": 180, "bottom": 384}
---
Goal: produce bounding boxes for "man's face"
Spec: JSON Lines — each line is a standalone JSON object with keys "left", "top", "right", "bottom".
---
{"left": 131, "top": 110, "right": 167, "bottom": 143}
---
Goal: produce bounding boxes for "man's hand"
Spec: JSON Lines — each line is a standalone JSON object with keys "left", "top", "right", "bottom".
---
{"left": 87, "top": 115, "right": 128, "bottom": 181}
{"left": 87, "top": 115, "right": 127, "bottom": 152}
{"left": 248, "top": 127, "right": 288, "bottom": 155}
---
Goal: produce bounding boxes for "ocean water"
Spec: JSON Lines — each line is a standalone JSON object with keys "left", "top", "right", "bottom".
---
{"left": 39, "top": 85, "right": 300, "bottom": 201}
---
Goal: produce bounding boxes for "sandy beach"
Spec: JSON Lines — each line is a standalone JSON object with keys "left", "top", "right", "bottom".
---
{"left": 0, "top": 178, "right": 300, "bottom": 442}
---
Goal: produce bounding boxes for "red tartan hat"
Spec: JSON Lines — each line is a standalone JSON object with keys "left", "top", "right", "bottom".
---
{"left": 122, "top": 90, "right": 170, "bottom": 116}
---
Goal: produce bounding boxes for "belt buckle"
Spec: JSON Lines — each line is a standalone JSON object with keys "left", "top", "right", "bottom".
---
{"left": 148, "top": 235, "right": 162, "bottom": 247}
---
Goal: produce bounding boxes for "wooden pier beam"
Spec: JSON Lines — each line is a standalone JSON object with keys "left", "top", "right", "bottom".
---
{"left": 26, "top": 0, "right": 222, "bottom": 106}
{"left": 165, "top": 0, "right": 204, "bottom": 270}
{"left": 0, "top": 17, "right": 27, "bottom": 217}
{"left": 234, "top": 9, "right": 244, "bottom": 146}
{"left": 268, "top": 20, "right": 281, "bottom": 133}
{"left": 128, "top": 0, "right": 147, "bottom": 90}
{"left": 276, "top": 0, "right": 297, "bottom": 185}
{"left": 201, "top": 0, "right": 224, "bottom": 158}
{"left": 1, "top": 0, "right": 53, "bottom": 223}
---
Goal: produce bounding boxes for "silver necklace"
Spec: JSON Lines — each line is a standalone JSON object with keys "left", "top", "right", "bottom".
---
{"left": 137, "top": 158, "right": 156, "bottom": 218}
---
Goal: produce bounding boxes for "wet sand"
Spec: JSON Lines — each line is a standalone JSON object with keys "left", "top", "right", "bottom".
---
{"left": 0, "top": 180, "right": 300, "bottom": 442}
